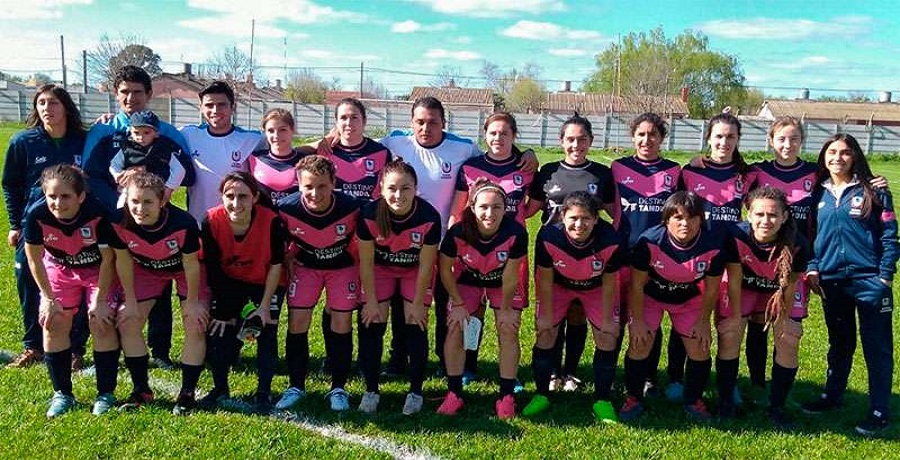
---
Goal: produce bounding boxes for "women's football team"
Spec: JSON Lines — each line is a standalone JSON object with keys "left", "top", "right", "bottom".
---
{"left": 11, "top": 87, "right": 896, "bottom": 435}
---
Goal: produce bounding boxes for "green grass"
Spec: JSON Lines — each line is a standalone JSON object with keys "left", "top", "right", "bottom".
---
{"left": 1, "top": 122, "right": 898, "bottom": 458}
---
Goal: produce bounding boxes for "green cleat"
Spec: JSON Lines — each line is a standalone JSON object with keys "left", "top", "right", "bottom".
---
{"left": 592, "top": 400, "right": 618, "bottom": 424}
{"left": 46, "top": 391, "right": 76, "bottom": 418}
{"left": 522, "top": 394, "right": 550, "bottom": 417}
{"left": 92, "top": 393, "right": 116, "bottom": 416}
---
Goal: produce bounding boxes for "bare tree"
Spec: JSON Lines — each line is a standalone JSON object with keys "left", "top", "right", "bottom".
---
{"left": 358, "top": 77, "right": 389, "bottom": 99}
{"left": 429, "top": 65, "right": 466, "bottom": 88}
{"left": 84, "top": 34, "right": 161, "bottom": 89}
{"left": 202, "top": 46, "right": 255, "bottom": 83}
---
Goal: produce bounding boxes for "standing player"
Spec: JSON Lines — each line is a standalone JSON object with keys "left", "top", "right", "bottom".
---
{"left": 191, "top": 172, "right": 287, "bottom": 415}
{"left": 448, "top": 111, "right": 533, "bottom": 385}
{"left": 526, "top": 114, "right": 616, "bottom": 393}
{"left": 4, "top": 85, "right": 87, "bottom": 369}
{"left": 275, "top": 155, "right": 361, "bottom": 412}
{"left": 803, "top": 134, "right": 898, "bottom": 437}
{"left": 718, "top": 186, "right": 808, "bottom": 426}
{"left": 620, "top": 191, "right": 726, "bottom": 422}
{"left": 23, "top": 165, "right": 115, "bottom": 417}
{"left": 437, "top": 179, "right": 528, "bottom": 419}
{"left": 105, "top": 171, "right": 208, "bottom": 413}
{"left": 248, "top": 109, "right": 306, "bottom": 205}
{"left": 523, "top": 192, "right": 625, "bottom": 422}
{"left": 357, "top": 159, "right": 441, "bottom": 415}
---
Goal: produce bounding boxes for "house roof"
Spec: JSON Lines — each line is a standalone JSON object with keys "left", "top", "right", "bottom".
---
{"left": 759, "top": 99, "right": 900, "bottom": 123}
{"left": 543, "top": 92, "right": 689, "bottom": 116}
{"left": 325, "top": 90, "right": 377, "bottom": 106}
{"left": 152, "top": 72, "right": 286, "bottom": 100}
{"left": 408, "top": 86, "right": 494, "bottom": 108}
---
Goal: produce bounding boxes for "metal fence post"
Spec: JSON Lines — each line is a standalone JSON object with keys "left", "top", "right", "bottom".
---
{"left": 17, "top": 91, "right": 26, "bottom": 122}
{"left": 699, "top": 120, "right": 707, "bottom": 152}
{"left": 540, "top": 113, "right": 548, "bottom": 148}
{"left": 168, "top": 95, "right": 175, "bottom": 126}
{"left": 603, "top": 114, "right": 611, "bottom": 149}
{"left": 667, "top": 116, "right": 676, "bottom": 151}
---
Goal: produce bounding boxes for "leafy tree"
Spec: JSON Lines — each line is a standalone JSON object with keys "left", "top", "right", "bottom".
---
{"left": 283, "top": 68, "right": 327, "bottom": 104}
{"left": 85, "top": 34, "right": 161, "bottom": 89}
{"left": 31, "top": 73, "right": 54, "bottom": 86}
{"left": 480, "top": 61, "right": 545, "bottom": 111}
{"left": 583, "top": 27, "right": 748, "bottom": 118}
{"left": 505, "top": 77, "right": 545, "bottom": 113}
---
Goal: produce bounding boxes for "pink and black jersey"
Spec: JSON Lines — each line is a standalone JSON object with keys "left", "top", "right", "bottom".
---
{"left": 332, "top": 138, "right": 392, "bottom": 201}
{"left": 745, "top": 160, "right": 817, "bottom": 237}
{"left": 631, "top": 224, "right": 726, "bottom": 304}
{"left": 23, "top": 195, "right": 113, "bottom": 268}
{"left": 277, "top": 190, "right": 360, "bottom": 270}
{"left": 530, "top": 160, "right": 615, "bottom": 225}
{"left": 726, "top": 221, "right": 810, "bottom": 293}
{"left": 455, "top": 152, "right": 534, "bottom": 224}
{"left": 534, "top": 220, "right": 625, "bottom": 290}
{"left": 247, "top": 148, "right": 307, "bottom": 204}
{"left": 679, "top": 159, "right": 746, "bottom": 228}
{"left": 109, "top": 205, "right": 200, "bottom": 272}
{"left": 440, "top": 218, "right": 528, "bottom": 288}
{"left": 611, "top": 156, "right": 681, "bottom": 247}
{"left": 357, "top": 196, "right": 441, "bottom": 268}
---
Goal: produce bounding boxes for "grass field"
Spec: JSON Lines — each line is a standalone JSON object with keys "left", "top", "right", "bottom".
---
{"left": 0, "top": 122, "right": 898, "bottom": 459}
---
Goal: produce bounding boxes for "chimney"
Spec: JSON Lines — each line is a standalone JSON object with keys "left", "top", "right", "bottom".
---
{"left": 798, "top": 88, "right": 809, "bottom": 100}
{"left": 448, "top": 78, "right": 456, "bottom": 88}
{"left": 275, "top": 79, "right": 282, "bottom": 90}
{"left": 680, "top": 87, "right": 688, "bottom": 103}
{"left": 246, "top": 73, "right": 254, "bottom": 85}
{"left": 879, "top": 91, "right": 892, "bottom": 103}
{"left": 563, "top": 81, "right": 571, "bottom": 92}
{"left": 183, "top": 63, "right": 192, "bottom": 76}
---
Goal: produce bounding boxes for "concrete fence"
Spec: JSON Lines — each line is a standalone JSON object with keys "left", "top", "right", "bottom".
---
{"left": 3, "top": 90, "right": 900, "bottom": 154}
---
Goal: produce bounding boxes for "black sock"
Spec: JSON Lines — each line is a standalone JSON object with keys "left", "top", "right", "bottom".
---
{"left": 716, "top": 358, "right": 739, "bottom": 407}
{"left": 593, "top": 348, "right": 617, "bottom": 401}
{"left": 256, "top": 324, "right": 278, "bottom": 396}
{"left": 360, "top": 323, "right": 387, "bottom": 393}
{"left": 667, "top": 330, "right": 687, "bottom": 383}
{"left": 551, "top": 321, "right": 566, "bottom": 375}
{"left": 624, "top": 356, "right": 648, "bottom": 400}
{"left": 207, "top": 325, "right": 237, "bottom": 395}
{"left": 180, "top": 364, "right": 203, "bottom": 396}
{"left": 124, "top": 354, "right": 151, "bottom": 394}
{"left": 330, "top": 331, "right": 352, "bottom": 390}
{"left": 499, "top": 377, "right": 516, "bottom": 397}
{"left": 684, "top": 358, "right": 712, "bottom": 404}
{"left": 646, "top": 331, "right": 663, "bottom": 384}
{"left": 45, "top": 348, "right": 73, "bottom": 395}
{"left": 769, "top": 362, "right": 798, "bottom": 410}
{"left": 321, "top": 310, "right": 333, "bottom": 372}
{"left": 746, "top": 322, "right": 768, "bottom": 388}
{"left": 285, "top": 332, "right": 309, "bottom": 390}
{"left": 564, "top": 323, "right": 588, "bottom": 376}
{"left": 405, "top": 324, "right": 428, "bottom": 395}
{"left": 532, "top": 346, "right": 555, "bottom": 396}
{"left": 448, "top": 375, "right": 463, "bottom": 396}
{"left": 93, "top": 349, "right": 120, "bottom": 395}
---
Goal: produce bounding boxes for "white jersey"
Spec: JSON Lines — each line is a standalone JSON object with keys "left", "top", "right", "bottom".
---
{"left": 380, "top": 130, "right": 481, "bottom": 234}
{"left": 180, "top": 125, "right": 263, "bottom": 223}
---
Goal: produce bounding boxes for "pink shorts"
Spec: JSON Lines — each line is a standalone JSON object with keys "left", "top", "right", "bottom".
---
{"left": 635, "top": 296, "right": 703, "bottom": 337}
{"left": 455, "top": 283, "right": 527, "bottom": 315}
{"left": 288, "top": 265, "right": 359, "bottom": 312}
{"left": 537, "top": 285, "right": 618, "bottom": 329}
{"left": 44, "top": 260, "right": 101, "bottom": 310}
{"left": 718, "top": 279, "right": 809, "bottom": 320}
{"left": 369, "top": 265, "right": 434, "bottom": 306}
{"left": 133, "top": 264, "right": 210, "bottom": 303}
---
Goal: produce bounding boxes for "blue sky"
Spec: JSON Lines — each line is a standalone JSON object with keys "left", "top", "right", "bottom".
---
{"left": 1, "top": 0, "right": 898, "bottom": 99}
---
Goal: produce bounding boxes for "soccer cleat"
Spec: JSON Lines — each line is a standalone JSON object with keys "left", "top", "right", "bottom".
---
{"left": 747, "top": 385, "right": 769, "bottom": 407}
{"left": 380, "top": 361, "right": 405, "bottom": 378}
{"left": 436, "top": 391, "right": 465, "bottom": 416}
{"left": 46, "top": 391, "right": 76, "bottom": 418}
{"left": 718, "top": 399, "right": 737, "bottom": 420}
{"left": 684, "top": 399, "right": 713, "bottom": 422}
{"left": 172, "top": 392, "right": 196, "bottom": 416}
{"left": 326, "top": 388, "right": 350, "bottom": 412}
{"left": 7, "top": 348, "right": 43, "bottom": 368}
{"left": 665, "top": 382, "right": 684, "bottom": 403}
{"left": 548, "top": 375, "right": 563, "bottom": 392}
{"left": 522, "top": 394, "right": 550, "bottom": 417}
{"left": 768, "top": 407, "right": 794, "bottom": 431}
{"left": 118, "top": 391, "right": 154, "bottom": 411}
{"left": 71, "top": 354, "right": 85, "bottom": 373}
{"left": 643, "top": 380, "right": 661, "bottom": 399}
{"left": 197, "top": 389, "right": 228, "bottom": 411}
{"left": 800, "top": 395, "right": 841, "bottom": 415}
{"left": 274, "top": 387, "right": 306, "bottom": 410}
{"left": 358, "top": 391, "right": 380, "bottom": 414}
{"left": 592, "top": 400, "right": 619, "bottom": 424}
{"left": 514, "top": 379, "right": 525, "bottom": 394}
{"left": 216, "top": 396, "right": 253, "bottom": 414}
{"left": 92, "top": 393, "right": 116, "bottom": 416}
{"left": 619, "top": 395, "right": 644, "bottom": 422}
{"left": 150, "top": 356, "right": 177, "bottom": 370}
{"left": 251, "top": 393, "right": 274, "bottom": 416}
{"left": 733, "top": 386, "right": 745, "bottom": 407}
{"left": 495, "top": 394, "right": 516, "bottom": 419}
{"left": 462, "top": 370, "right": 478, "bottom": 386}
{"left": 855, "top": 413, "right": 889, "bottom": 437}
{"left": 562, "top": 375, "right": 582, "bottom": 392}
{"left": 402, "top": 393, "right": 424, "bottom": 416}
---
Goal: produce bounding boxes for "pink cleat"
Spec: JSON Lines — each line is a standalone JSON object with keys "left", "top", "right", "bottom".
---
{"left": 495, "top": 394, "right": 516, "bottom": 419}
{"left": 436, "top": 391, "right": 465, "bottom": 416}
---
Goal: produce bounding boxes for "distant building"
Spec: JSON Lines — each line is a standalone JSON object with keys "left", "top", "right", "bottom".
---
{"left": 408, "top": 85, "right": 494, "bottom": 111}
{"left": 757, "top": 96, "right": 900, "bottom": 127}
{"left": 0, "top": 80, "right": 31, "bottom": 91}
{"left": 542, "top": 92, "right": 689, "bottom": 118}
{"left": 152, "top": 64, "right": 286, "bottom": 101}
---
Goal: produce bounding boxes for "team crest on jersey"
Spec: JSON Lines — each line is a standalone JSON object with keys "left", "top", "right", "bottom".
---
{"left": 497, "top": 251, "right": 508, "bottom": 262}
{"left": 587, "top": 183, "right": 598, "bottom": 194}
{"left": 735, "top": 179, "right": 744, "bottom": 193}
{"left": 794, "top": 291, "right": 802, "bottom": 301}
{"left": 803, "top": 179, "right": 813, "bottom": 192}
{"left": 166, "top": 239, "right": 179, "bottom": 254}
{"left": 850, "top": 196, "right": 864, "bottom": 216}
{"left": 664, "top": 174, "right": 673, "bottom": 187}
{"left": 411, "top": 232, "right": 422, "bottom": 243}
{"left": 335, "top": 224, "right": 347, "bottom": 236}
{"left": 231, "top": 151, "right": 241, "bottom": 162}
{"left": 696, "top": 261, "right": 707, "bottom": 273}
{"left": 513, "top": 174, "right": 523, "bottom": 186}
{"left": 592, "top": 259, "right": 604, "bottom": 272}
{"left": 80, "top": 226, "right": 96, "bottom": 244}
{"left": 364, "top": 159, "right": 376, "bottom": 172}
{"left": 348, "top": 281, "right": 357, "bottom": 293}
{"left": 440, "top": 161, "right": 453, "bottom": 179}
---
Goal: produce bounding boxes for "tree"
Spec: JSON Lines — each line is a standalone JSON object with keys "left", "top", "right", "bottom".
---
{"left": 201, "top": 46, "right": 255, "bottom": 83}
{"left": 31, "top": 73, "right": 54, "bottom": 86}
{"left": 479, "top": 60, "right": 546, "bottom": 111}
{"left": 283, "top": 68, "right": 327, "bottom": 104}
{"left": 85, "top": 34, "right": 161, "bottom": 89}
{"left": 583, "top": 27, "right": 748, "bottom": 118}
{"left": 504, "top": 77, "right": 545, "bottom": 113}
{"left": 430, "top": 65, "right": 466, "bottom": 88}
{"left": 358, "top": 77, "right": 389, "bottom": 99}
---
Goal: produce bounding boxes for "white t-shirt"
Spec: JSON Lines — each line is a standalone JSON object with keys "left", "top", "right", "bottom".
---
{"left": 180, "top": 125, "right": 263, "bottom": 223}
{"left": 380, "top": 131, "right": 481, "bottom": 233}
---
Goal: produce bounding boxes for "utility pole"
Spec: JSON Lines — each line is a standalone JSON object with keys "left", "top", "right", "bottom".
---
{"left": 82, "top": 50, "right": 87, "bottom": 93}
{"left": 60, "top": 35, "right": 67, "bottom": 89}
{"left": 359, "top": 62, "right": 364, "bottom": 98}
